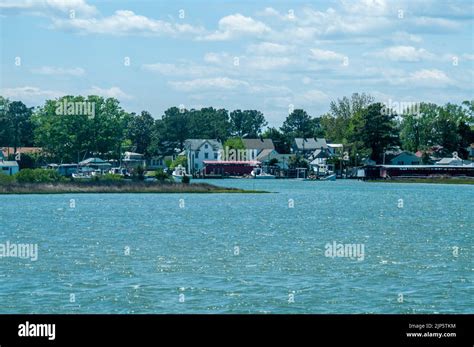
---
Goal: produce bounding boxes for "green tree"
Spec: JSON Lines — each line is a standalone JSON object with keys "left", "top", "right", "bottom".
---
{"left": 127, "top": 110, "right": 155, "bottom": 156}
{"left": 262, "top": 127, "right": 291, "bottom": 153}
{"left": 281, "top": 109, "right": 313, "bottom": 138}
{"left": 223, "top": 137, "right": 245, "bottom": 150}
{"left": 356, "top": 103, "right": 399, "bottom": 162}
{"left": 229, "top": 109, "right": 267, "bottom": 138}
{"left": 0, "top": 98, "right": 34, "bottom": 148}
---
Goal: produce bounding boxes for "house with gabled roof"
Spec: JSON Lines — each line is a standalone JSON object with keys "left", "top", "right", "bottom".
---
{"left": 185, "top": 139, "right": 223, "bottom": 174}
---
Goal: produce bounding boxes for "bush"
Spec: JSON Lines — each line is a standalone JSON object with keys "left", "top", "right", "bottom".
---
{"left": 181, "top": 174, "right": 190, "bottom": 184}
{"left": 0, "top": 174, "right": 15, "bottom": 185}
{"left": 14, "top": 168, "right": 64, "bottom": 183}
{"left": 155, "top": 169, "right": 170, "bottom": 182}
{"left": 99, "top": 173, "right": 123, "bottom": 181}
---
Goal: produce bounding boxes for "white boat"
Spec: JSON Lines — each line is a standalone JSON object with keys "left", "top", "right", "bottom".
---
{"left": 250, "top": 167, "right": 276, "bottom": 179}
{"left": 172, "top": 165, "right": 192, "bottom": 182}
{"left": 320, "top": 173, "right": 336, "bottom": 181}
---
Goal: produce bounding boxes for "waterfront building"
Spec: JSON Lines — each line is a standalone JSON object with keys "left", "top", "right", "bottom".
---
{"left": 185, "top": 139, "right": 222, "bottom": 175}
{"left": 0, "top": 160, "right": 19, "bottom": 176}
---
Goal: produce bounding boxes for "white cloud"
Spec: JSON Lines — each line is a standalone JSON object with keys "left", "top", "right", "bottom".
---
{"left": 169, "top": 77, "right": 249, "bottom": 91}
{"left": 31, "top": 66, "right": 85, "bottom": 76}
{"left": 412, "top": 16, "right": 461, "bottom": 31}
{"left": 392, "top": 31, "right": 422, "bottom": 43}
{"left": 52, "top": 10, "right": 204, "bottom": 36}
{"left": 0, "top": 86, "right": 65, "bottom": 100}
{"left": 245, "top": 56, "right": 292, "bottom": 70}
{"left": 198, "top": 13, "right": 271, "bottom": 41}
{"left": 340, "top": 0, "right": 389, "bottom": 16}
{"left": 309, "top": 48, "right": 346, "bottom": 62}
{"left": 299, "top": 90, "right": 330, "bottom": 104}
{"left": 86, "top": 86, "right": 131, "bottom": 99}
{"left": 373, "top": 45, "right": 434, "bottom": 62}
{"left": 0, "top": 0, "right": 97, "bottom": 16}
{"left": 407, "top": 69, "right": 452, "bottom": 85}
{"left": 247, "top": 42, "right": 294, "bottom": 55}
{"left": 142, "top": 62, "right": 216, "bottom": 77}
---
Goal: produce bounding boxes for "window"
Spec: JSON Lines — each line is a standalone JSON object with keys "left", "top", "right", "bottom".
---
{"left": 195, "top": 151, "right": 199, "bottom": 159}
{"left": 205, "top": 152, "right": 209, "bottom": 159}
{"left": 205, "top": 144, "right": 208, "bottom": 149}
{"left": 2, "top": 167, "right": 9, "bottom": 171}
{"left": 214, "top": 153, "right": 218, "bottom": 159}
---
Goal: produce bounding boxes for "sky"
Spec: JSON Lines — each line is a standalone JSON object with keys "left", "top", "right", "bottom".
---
{"left": 0, "top": 0, "right": 473, "bottom": 127}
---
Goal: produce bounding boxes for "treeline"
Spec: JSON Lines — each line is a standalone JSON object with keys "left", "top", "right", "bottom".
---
{"left": 0, "top": 93, "right": 473, "bottom": 166}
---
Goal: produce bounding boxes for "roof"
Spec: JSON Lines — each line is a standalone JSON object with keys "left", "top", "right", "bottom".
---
{"left": 327, "top": 143, "right": 343, "bottom": 148}
{"left": 256, "top": 148, "right": 275, "bottom": 161}
{"left": 367, "top": 164, "right": 473, "bottom": 169}
{"left": 185, "top": 139, "right": 223, "bottom": 151}
{"left": 310, "top": 149, "right": 330, "bottom": 159}
{"left": 294, "top": 138, "right": 327, "bottom": 150}
{"left": 79, "top": 157, "right": 108, "bottom": 165}
{"left": 1, "top": 147, "right": 42, "bottom": 156}
{"left": 0, "top": 161, "right": 19, "bottom": 167}
{"left": 203, "top": 160, "right": 260, "bottom": 165}
{"left": 436, "top": 157, "right": 464, "bottom": 165}
{"left": 242, "top": 138, "right": 274, "bottom": 151}
{"left": 389, "top": 151, "right": 418, "bottom": 160}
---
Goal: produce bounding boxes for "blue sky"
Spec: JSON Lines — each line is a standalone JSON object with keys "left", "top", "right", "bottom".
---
{"left": 0, "top": 0, "right": 473, "bottom": 126}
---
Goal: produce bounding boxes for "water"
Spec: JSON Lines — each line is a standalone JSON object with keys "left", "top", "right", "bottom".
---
{"left": 0, "top": 180, "right": 472, "bottom": 313}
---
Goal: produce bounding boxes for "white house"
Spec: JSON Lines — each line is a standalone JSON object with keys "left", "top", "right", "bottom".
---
{"left": 185, "top": 139, "right": 223, "bottom": 174}
{"left": 122, "top": 151, "right": 146, "bottom": 169}
{"left": 0, "top": 160, "right": 19, "bottom": 176}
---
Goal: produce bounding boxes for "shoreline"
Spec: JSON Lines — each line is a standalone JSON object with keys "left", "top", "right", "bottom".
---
{"left": 366, "top": 177, "right": 474, "bottom": 185}
{"left": 0, "top": 182, "right": 268, "bottom": 194}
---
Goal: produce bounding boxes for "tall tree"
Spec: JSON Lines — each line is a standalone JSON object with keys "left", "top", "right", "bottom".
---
{"left": 229, "top": 109, "right": 267, "bottom": 138}
{"left": 356, "top": 103, "right": 399, "bottom": 162}
{"left": 0, "top": 99, "right": 34, "bottom": 149}
{"left": 127, "top": 111, "right": 155, "bottom": 156}
{"left": 280, "top": 109, "right": 313, "bottom": 138}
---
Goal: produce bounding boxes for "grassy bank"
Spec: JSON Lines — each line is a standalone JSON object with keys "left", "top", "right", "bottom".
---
{"left": 367, "top": 177, "right": 474, "bottom": 185}
{"left": 0, "top": 181, "right": 267, "bottom": 194}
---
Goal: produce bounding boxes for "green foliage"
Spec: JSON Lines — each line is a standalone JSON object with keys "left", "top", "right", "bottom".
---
{"left": 14, "top": 168, "right": 64, "bottom": 183}
{"left": 170, "top": 156, "right": 187, "bottom": 170}
{"left": 0, "top": 174, "right": 15, "bottom": 185}
{"left": 223, "top": 137, "right": 245, "bottom": 150}
{"left": 229, "top": 110, "right": 267, "bottom": 138}
{"left": 134, "top": 165, "right": 145, "bottom": 180}
{"left": 154, "top": 169, "right": 170, "bottom": 182}
{"left": 181, "top": 174, "right": 190, "bottom": 184}
{"left": 99, "top": 173, "right": 123, "bottom": 181}
{"left": 0, "top": 98, "right": 34, "bottom": 147}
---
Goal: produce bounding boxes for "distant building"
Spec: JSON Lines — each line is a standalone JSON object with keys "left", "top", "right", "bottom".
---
{"left": 293, "top": 138, "right": 327, "bottom": 157}
{"left": 122, "top": 152, "right": 146, "bottom": 169}
{"left": 256, "top": 149, "right": 293, "bottom": 170}
{"left": 0, "top": 147, "right": 42, "bottom": 160}
{"left": 386, "top": 151, "right": 421, "bottom": 165}
{"left": 242, "top": 138, "right": 274, "bottom": 158}
{"left": 79, "top": 157, "right": 112, "bottom": 171}
{"left": 185, "top": 139, "right": 222, "bottom": 174}
{"left": 0, "top": 160, "right": 19, "bottom": 176}
{"left": 467, "top": 144, "right": 474, "bottom": 159}
{"left": 436, "top": 157, "right": 468, "bottom": 166}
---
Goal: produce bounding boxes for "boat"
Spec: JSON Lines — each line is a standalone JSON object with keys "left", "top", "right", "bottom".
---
{"left": 172, "top": 165, "right": 192, "bottom": 182}
{"left": 250, "top": 167, "right": 276, "bottom": 179}
{"left": 72, "top": 172, "right": 92, "bottom": 179}
{"left": 320, "top": 173, "right": 336, "bottom": 181}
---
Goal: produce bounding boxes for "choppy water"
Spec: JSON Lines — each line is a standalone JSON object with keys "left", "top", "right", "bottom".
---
{"left": 0, "top": 179, "right": 472, "bottom": 313}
